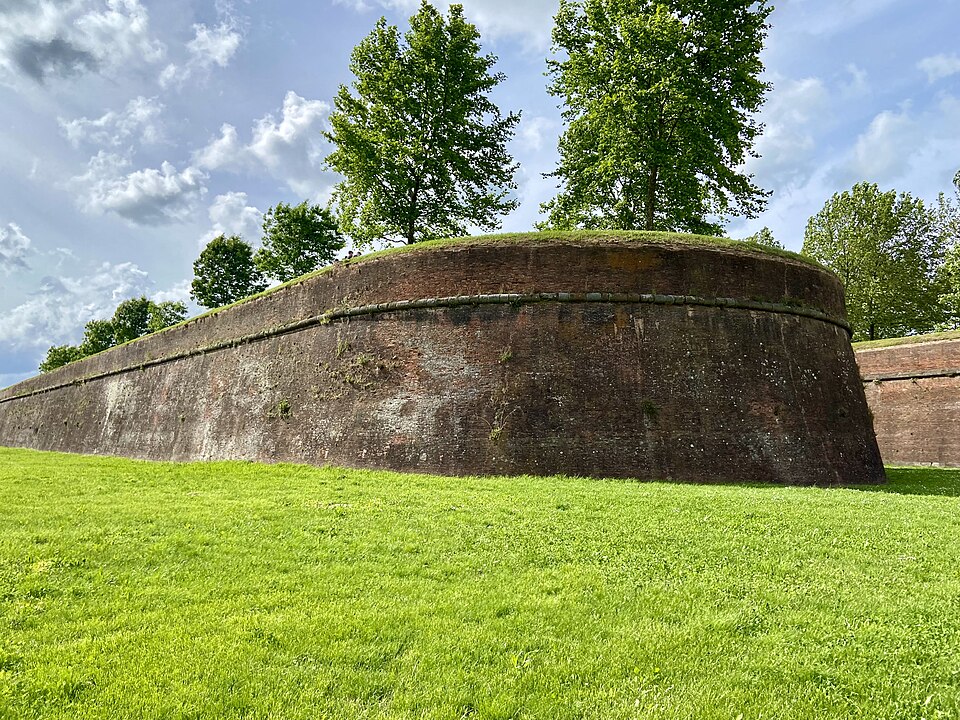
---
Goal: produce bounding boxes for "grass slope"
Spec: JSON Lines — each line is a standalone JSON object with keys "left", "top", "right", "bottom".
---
{"left": 853, "top": 328, "right": 960, "bottom": 351}
{"left": 2, "top": 449, "right": 959, "bottom": 719}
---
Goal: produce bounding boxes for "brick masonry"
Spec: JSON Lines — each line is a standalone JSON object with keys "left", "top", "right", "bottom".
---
{"left": 856, "top": 338, "right": 960, "bottom": 467}
{"left": 0, "top": 236, "right": 885, "bottom": 485}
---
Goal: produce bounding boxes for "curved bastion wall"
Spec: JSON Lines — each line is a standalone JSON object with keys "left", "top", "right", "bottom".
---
{"left": 0, "top": 234, "right": 885, "bottom": 485}
{"left": 855, "top": 336, "right": 960, "bottom": 467}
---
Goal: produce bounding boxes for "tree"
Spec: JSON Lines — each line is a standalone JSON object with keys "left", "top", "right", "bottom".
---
{"left": 324, "top": 1, "right": 520, "bottom": 246}
{"left": 743, "top": 227, "right": 783, "bottom": 249}
{"left": 191, "top": 234, "right": 267, "bottom": 309}
{"left": 111, "top": 297, "right": 154, "bottom": 344}
{"left": 38, "top": 297, "right": 188, "bottom": 373}
{"left": 79, "top": 319, "right": 115, "bottom": 356}
{"left": 39, "top": 345, "right": 84, "bottom": 373}
{"left": 802, "top": 182, "right": 946, "bottom": 341}
{"left": 935, "top": 170, "right": 960, "bottom": 328}
{"left": 541, "top": 0, "right": 772, "bottom": 234}
{"left": 254, "top": 202, "right": 345, "bottom": 282}
{"left": 148, "top": 301, "right": 187, "bottom": 333}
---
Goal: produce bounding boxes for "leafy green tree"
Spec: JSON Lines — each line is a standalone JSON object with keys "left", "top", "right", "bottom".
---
{"left": 39, "top": 344, "right": 84, "bottom": 373}
{"left": 111, "top": 297, "right": 154, "bottom": 344}
{"left": 39, "top": 297, "right": 188, "bottom": 373}
{"left": 325, "top": 1, "right": 519, "bottom": 246}
{"left": 743, "top": 227, "right": 783, "bottom": 249}
{"left": 191, "top": 234, "right": 267, "bottom": 309}
{"left": 79, "top": 319, "right": 115, "bottom": 356}
{"left": 541, "top": 0, "right": 772, "bottom": 234}
{"left": 802, "top": 182, "right": 945, "bottom": 341}
{"left": 254, "top": 202, "right": 345, "bottom": 282}
{"left": 148, "top": 301, "right": 187, "bottom": 333}
{"left": 935, "top": 171, "right": 960, "bottom": 328}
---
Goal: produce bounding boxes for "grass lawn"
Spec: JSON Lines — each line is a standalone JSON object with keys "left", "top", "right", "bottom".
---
{"left": 1, "top": 448, "right": 959, "bottom": 719}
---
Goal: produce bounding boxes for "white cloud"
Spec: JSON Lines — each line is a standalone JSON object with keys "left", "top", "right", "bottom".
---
{"left": 0, "top": 261, "right": 153, "bottom": 350}
{"left": 516, "top": 115, "right": 558, "bottom": 154}
{"left": 194, "top": 91, "right": 335, "bottom": 198}
{"left": 0, "top": 0, "right": 165, "bottom": 84}
{"left": 58, "top": 95, "right": 165, "bottom": 148}
{"left": 918, "top": 54, "right": 960, "bottom": 83}
{"left": 750, "top": 76, "right": 830, "bottom": 184}
{"left": 0, "top": 222, "right": 32, "bottom": 273}
{"left": 848, "top": 105, "right": 917, "bottom": 181}
{"left": 159, "top": 6, "right": 244, "bottom": 88}
{"left": 335, "top": 0, "right": 557, "bottom": 47}
{"left": 193, "top": 123, "right": 244, "bottom": 171}
{"left": 71, "top": 151, "right": 207, "bottom": 225}
{"left": 203, "top": 192, "right": 263, "bottom": 245}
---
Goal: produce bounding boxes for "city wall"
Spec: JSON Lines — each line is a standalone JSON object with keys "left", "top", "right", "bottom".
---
{"left": 0, "top": 234, "right": 885, "bottom": 485}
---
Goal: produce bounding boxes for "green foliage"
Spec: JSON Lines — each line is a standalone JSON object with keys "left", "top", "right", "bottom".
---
{"left": 148, "top": 300, "right": 188, "bottom": 333}
{"left": 78, "top": 319, "right": 115, "bottom": 356}
{"left": 325, "top": 1, "right": 520, "bottom": 246}
{"left": 934, "top": 171, "right": 960, "bottom": 329}
{"left": 802, "top": 182, "right": 947, "bottom": 342}
{"left": 110, "top": 297, "right": 154, "bottom": 344}
{"left": 541, "top": 0, "right": 772, "bottom": 234}
{"left": 38, "top": 345, "right": 84, "bottom": 373}
{"left": 254, "top": 202, "right": 345, "bottom": 282}
{"left": 3, "top": 448, "right": 960, "bottom": 718}
{"left": 38, "top": 298, "right": 187, "bottom": 373}
{"left": 742, "top": 226, "right": 783, "bottom": 249}
{"left": 191, "top": 234, "right": 268, "bottom": 309}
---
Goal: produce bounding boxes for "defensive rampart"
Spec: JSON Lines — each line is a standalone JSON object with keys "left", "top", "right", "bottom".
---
{"left": 855, "top": 334, "right": 960, "bottom": 467}
{"left": 0, "top": 233, "right": 884, "bottom": 485}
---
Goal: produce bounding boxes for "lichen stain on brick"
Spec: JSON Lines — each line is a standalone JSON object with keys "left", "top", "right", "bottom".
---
{"left": 0, "top": 235, "right": 884, "bottom": 485}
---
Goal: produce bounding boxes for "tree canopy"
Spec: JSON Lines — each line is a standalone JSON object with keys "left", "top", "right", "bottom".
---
{"left": 541, "top": 0, "right": 772, "bottom": 234}
{"left": 802, "top": 182, "right": 946, "bottom": 342}
{"left": 324, "top": 1, "right": 520, "bottom": 246}
{"left": 254, "top": 202, "right": 345, "bottom": 282}
{"left": 39, "top": 298, "right": 187, "bottom": 373}
{"left": 191, "top": 234, "right": 267, "bottom": 309}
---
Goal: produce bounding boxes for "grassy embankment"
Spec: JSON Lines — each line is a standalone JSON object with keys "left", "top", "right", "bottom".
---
{"left": 1, "top": 448, "right": 959, "bottom": 719}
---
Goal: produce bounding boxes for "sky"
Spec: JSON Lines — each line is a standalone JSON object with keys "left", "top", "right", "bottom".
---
{"left": 1, "top": 0, "right": 959, "bottom": 387}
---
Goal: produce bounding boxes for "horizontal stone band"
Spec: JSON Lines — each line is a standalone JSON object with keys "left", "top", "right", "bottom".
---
{"left": 0, "top": 291, "right": 849, "bottom": 405}
{"left": 862, "top": 367, "right": 960, "bottom": 383}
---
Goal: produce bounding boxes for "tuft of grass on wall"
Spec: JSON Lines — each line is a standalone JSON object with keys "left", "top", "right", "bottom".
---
{"left": 2, "top": 448, "right": 959, "bottom": 719}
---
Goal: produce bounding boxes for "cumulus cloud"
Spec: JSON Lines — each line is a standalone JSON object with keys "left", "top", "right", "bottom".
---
{"left": 749, "top": 76, "right": 830, "bottom": 184}
{"left": 335, "top": 0, "right": 556, "bottom": 47}
{"left": 0, "top": 261, "right": 153, "bottom": 350}
{"left": 194, "top": 91, "right": 335, "bottom": 197}
{"left": 0, "top": 0, "right": 165, "bottom": 84}
{"left": 516, "top": 115, "right": 558, "bottom": 154}
{"left": 918, "top": 53, "right": 960, "bottom": 83}
{"left": 71, "top": 151, "right": 207, "bottom": 224}
{"left": 0, "top": 222, "right": 32, "bottom": 274}
{"left": 159, "top": 4, "right": 244, "bottom": 88}
{"left": 848, "top": 106, "right": 917, "bottom": 181}
{"left": 203, "top": 192, "right": 263, "bottom": 245}
{"left": 59, "top": 95, "right": 165, "bottom": 148}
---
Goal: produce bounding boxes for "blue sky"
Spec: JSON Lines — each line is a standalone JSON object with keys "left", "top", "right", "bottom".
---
{"left": 1, "top": 0, "right": 959, "bottom": 386}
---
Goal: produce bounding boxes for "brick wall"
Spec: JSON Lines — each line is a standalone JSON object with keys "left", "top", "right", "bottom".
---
{"left": 0, "top": 236, "right": 885, "bottom": 485}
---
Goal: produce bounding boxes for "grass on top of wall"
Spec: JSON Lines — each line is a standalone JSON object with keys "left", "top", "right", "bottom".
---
{"left": 853, "top": 328, "right": 960, "bottom": 351}
{"left": 2, "top": 448, "right": 959, "bottom": 719}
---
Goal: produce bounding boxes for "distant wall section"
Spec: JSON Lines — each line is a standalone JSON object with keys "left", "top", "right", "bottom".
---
{"left": 0, "top": 235, "right": 885, "bottom": 485}
{"left": 856, "top": 337, "right": 960, "bottom": 467}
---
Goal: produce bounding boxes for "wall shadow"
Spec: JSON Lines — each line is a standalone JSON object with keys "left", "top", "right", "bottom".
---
{"left": 850, "top": 466, "right": 960, "bottom": 498}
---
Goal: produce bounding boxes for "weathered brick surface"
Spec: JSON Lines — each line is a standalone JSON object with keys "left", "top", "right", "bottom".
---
{"left": 856, "top": 339, "right": 960, "bottom": 466}
{"left": 0, "top": 237, "right": 884, "bottom": 485}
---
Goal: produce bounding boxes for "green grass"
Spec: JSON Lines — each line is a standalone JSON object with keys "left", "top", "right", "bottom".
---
{"left": 2, "top": 448, "right": 959, "bottom": 719}
{"left": 853, "top": 328, "right": 960, "bottom": 351}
